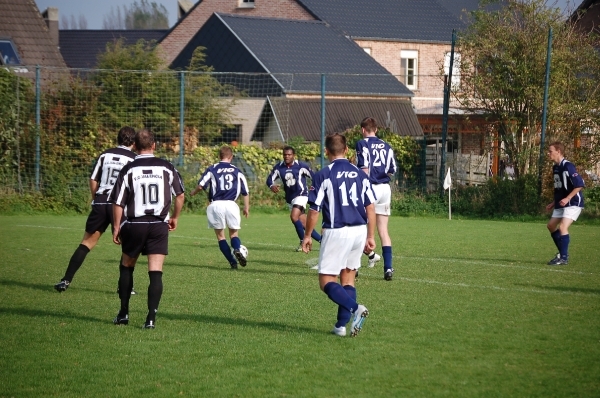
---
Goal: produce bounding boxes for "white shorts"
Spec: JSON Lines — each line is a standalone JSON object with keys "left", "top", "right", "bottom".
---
{"left": 372, "top": 184, "right": 391, "bottom": 215}
{"left": 207, "top": 200, "right": 241, "bottom": 230}
{"left": 317, "top": 225, "right": 367, "bottom": 275}
{"left": 288, "top": 195, "right": 308, "bottom": 211}
{"left": 551, "top": 206, "right": 582, "bottom": 221}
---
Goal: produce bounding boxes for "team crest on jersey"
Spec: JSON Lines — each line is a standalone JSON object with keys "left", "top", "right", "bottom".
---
{"left": 573, "top": 172, "right": 579, "bottom": 177}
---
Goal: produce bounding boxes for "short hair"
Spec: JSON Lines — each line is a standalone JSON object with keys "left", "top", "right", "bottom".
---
{"left": 325, "top": 133, "right": 347, "bottom": 156}
{"left": 135, "top": 129, "right": 155, "bottom": 151}
{"left": 117, "top": 126, "right": 136, "bottom": 146}
{"left": 360, "top": 117, "right": 377, "bottom": 133}
{"left": 283, "top": 146, "right": 295, "bottom": 154}
{"left": 219, "top": 145, "right": 233, "bottom": 160}
{"left": 549, "top": 141, "right": 564, "bottom": 155}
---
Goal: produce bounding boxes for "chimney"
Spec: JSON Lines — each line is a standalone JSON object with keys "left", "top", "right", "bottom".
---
{"left": 42, "top": 7, "right": 59, "bottom": 47}
{"left": 178, "top": 0, "right": 194, "bottom": 20}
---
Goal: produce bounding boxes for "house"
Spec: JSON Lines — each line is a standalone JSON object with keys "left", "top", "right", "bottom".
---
{"left": 570, "top": 0, "right": 600, "bottom": 38}
{"left": 59, "top": 30, "right": 168, "bottom": 69}
{"left": 0, "top": 0, "right": 66, "bottom": 74}
{"left": 169, "top": 13, "right": 421, "bottom": 144}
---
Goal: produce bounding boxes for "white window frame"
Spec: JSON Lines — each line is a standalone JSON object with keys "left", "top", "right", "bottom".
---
{"left": 0, "top": 39, "right": 22, "bottom": 65}
{"left": 400, "top": 50, "right": 418, "bottom": 89}
{"left": 362, "top": 47, "right": 371, "bottom": 55}
{"left": 444, "top": 52, "right": 461, "bottom": 88}
{"left": 238, "top": 0, "right": 255, "bottom": 8}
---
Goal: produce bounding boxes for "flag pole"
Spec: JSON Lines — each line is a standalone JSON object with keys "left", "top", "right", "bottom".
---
{"left": 448, "top": 184, "right": 451, "bottom": 220}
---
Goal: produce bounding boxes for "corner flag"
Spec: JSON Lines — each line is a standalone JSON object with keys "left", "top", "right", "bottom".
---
{"left": 443, "top": 168, "right": 452, "bottom": 190}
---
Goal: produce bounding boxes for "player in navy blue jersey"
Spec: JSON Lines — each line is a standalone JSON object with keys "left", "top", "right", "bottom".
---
{"left": 302, "top": 133, "right": 376, "bottom": 337}
{"left": 545, "top": 142, "right": 585, "bottom": 266}
{"left": 110, "top": 129, "right": 185, "bottom": 329}
{"left": 266, "top": 146, "right": 322, "bottom": 251}
{"left": 355, "top": 117, "right": 397, "bottom": 280}
{"left": 190, "top": 146, "right": 250, "bottom": 268}
{"left": 54, "top": 126, "right": 136, "bottom": 293}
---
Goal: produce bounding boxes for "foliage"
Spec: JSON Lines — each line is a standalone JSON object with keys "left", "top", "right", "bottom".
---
{"left": 455, "top": 0, "right": 600, "bottom": 177}
{"left": 103, "top": 0, "right": 169, "bottom": 30}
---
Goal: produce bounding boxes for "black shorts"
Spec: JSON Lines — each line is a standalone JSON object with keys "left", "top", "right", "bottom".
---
{"left": 85, "top": 194, "right": 113, "bottom": 234}
{"left": 120, "top": 221, "right": 169, "bottom": 258}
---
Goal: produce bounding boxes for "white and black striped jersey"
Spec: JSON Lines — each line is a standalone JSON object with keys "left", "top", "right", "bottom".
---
{"left": 90, "top": 146, "right": 136, "bottom": 197}
{"left": 109, "top": 154, "right": 185, "bottom": 222}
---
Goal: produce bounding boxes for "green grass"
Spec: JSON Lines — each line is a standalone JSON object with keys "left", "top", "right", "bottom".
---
{"left": 1, "top": 213, "right": 599, "bottom": 397}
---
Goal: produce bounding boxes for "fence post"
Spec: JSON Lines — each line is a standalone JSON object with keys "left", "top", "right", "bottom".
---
{"left": 35, "top": 65, "right": 41, "bottom": 191}
{"left": 179, "top": 71, "right": 185, "bottom": 167}
{"left": 320, "top": 73, "right": 326, "bottom": 169}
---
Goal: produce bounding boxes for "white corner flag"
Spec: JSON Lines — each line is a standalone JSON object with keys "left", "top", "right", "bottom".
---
{"left": 443, "top": 168, "right": 452, "bottom": 190}
{"left": 443, "top": 168, "right": 452, "bottom": 220}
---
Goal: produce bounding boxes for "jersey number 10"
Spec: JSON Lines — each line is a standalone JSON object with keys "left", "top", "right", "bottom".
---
{"left": 140, "top": 183, "right": 160, "bottom": 205}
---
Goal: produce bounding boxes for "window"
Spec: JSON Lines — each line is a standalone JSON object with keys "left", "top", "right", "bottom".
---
{"left": 362, "top": 47, "right": 371, "bottom": 55}
{"left": 238, "top": 0, "right": 255, "bottom": 8}
{"left": 444, "top": 52, "right": 461, "bottom": 88}
{"left": 0, "top": 40, "right": 22, "bottom": 65}
{"left": 400, "top": 50, "right": 418, "bottom": 89}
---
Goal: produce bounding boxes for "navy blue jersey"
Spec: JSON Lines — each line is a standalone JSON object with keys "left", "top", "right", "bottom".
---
{"left": 308, "top": 159, "right": 376, "bottom": 229}
{"left": 553, "top": 159, "right": 585, "bottom": 208}
{"left": 198, "top": 161, "right": 249, "bottom": 202}
{"left": 266, "top": 160, "right": 314, "bottom": 204}
{"left": 356, "top": 137, "right": 397, "bottom": 184}
{"left": 90, "top": 146, "right": 135, "bottom": 196}
{"left": 109, "top": 154, "right": 185, "bottom": 222}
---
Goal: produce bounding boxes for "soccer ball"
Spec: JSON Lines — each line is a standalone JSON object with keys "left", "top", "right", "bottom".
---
{"left": 233, "top": 245, "right": 248, "bottom": 258}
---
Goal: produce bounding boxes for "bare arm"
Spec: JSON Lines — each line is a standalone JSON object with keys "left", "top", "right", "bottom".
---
{"left": 112, "top": 204, "right": 124, "bottom": 245}
{"left": 168, "top": 193, "right": 185, "bottom": 231}
{"left": 559, "top": 187, "right": 583, "bottom": 207}
{"left": 89, "top": 179, "right": 99, "bottom": 200}
{"left": 302, "top": 209, "right": 319, "bottom": 253}
{"left": 364, "top": 203, "right": 376, "bottom": 253}
{"left": 242, "top": 194, "right": 250, "bottom": 218}
{"left": 190, "top": 185, "right": 203, "bottom": 196}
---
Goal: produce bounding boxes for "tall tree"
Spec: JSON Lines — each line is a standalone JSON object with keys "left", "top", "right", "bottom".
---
{"left": 453, "top": 0, "right": 600, "bottom": 177}
{"left": 102, "top": 1, "right": 169, "bottom": 30}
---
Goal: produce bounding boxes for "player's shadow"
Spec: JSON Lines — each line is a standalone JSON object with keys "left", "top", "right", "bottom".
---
{"left": 166, "top": 262, "right": 314, "bottom": 277}
{"left": 160, "top": 311, "right": 320, "bottom": 334}
{"left": 0, "top": 278, "right": 54, "bottom": 292}
{"left": 413, "top": 255, "right": 542, "bottom": 266}
{"left": 0, "top": 306, "right": 106, "bottom": 324}
{"left": 514, "top": 284, "right": 600, "bottom": 296}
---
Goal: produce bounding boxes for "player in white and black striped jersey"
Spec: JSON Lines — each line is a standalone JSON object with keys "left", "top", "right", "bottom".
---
{"left": 109, "top": 129, "right": 185, "bottom": 329}
{"left": 54, "top": 126, "right": 136, "bottom": 293}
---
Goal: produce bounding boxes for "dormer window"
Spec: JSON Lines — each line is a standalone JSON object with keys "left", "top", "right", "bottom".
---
{"left": 0, "top": 39, "right": 22, "bottom": 65}
{"left": 238, "top": 0, "right": 255, "bottom": 8}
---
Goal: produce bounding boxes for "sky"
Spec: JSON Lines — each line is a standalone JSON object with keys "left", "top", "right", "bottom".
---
{"left": 34, "top": 0, "right": 584, "bottom": 30}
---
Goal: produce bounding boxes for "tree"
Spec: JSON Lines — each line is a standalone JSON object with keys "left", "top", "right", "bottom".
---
{"left": 60, "top": 13, "right": 88, "bottom": 29}
{"left": 453, "top": 0, "right": 600, "bottom": 178}
{"left": 102, "top": 1, "right": 169, "bottom": 30}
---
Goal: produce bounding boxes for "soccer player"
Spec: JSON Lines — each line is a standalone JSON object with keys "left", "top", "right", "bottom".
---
{"left": 545, "top": 141, "right": 585, "bottom": 266}
{"left": 266, "top": 146, "right": 322, "bottom": 251}
{"left": 355, "top": 117, "right": 397, "bottom": 281}
{"left": 302, "top": 133, "right": 376, "bottom": 337}
{"left": 110, "top": 129, "right": 185, "bottom": 329}
{"left": 190, "top": 146, "right": 250, "bottom": 269}
{"left": 54, "top": 126, "right": 136, "bottom": 293}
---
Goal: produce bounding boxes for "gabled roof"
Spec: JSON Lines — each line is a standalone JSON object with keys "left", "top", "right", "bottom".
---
{"left": 59, "top": 30, "right": 168, "bottom": 69}
{"left": 295, "top": 0, "right": 464, "bottom": 42}
{"left": 255, "top": 98, "right": 423, "bottom": 141}
{"left": 0, "top": 0, "right": 65, "bottom": 68}
{"left": 172, "top": 13, "right": 413, "bottom": 97}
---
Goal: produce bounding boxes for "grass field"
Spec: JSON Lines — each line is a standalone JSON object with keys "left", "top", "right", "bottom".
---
{"left": 1, "top": 213, "right": 599, "bottom": 397}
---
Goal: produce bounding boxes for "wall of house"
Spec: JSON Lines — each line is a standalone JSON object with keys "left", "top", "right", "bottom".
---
{"left": 227, "top": 98, "right": 266, "bottom": 143}
{"left": 160, "top": 0, "right": 315, "bottom": 66}
{"left": 461, "top": 132, "right": 483, "bottom": 155}
{"left": 354, "top": 40, "right": 451, "bottom": 114}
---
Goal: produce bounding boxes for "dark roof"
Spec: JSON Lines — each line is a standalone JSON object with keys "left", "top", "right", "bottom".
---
{"left": 295, "top": 0, "right": 464, "bottom": 42}
{"left": 256, "top": 98, "right": 422, "bottom": 141}
{"left": 0, "top": 0, "right": 65, "bottom": 68}
{"left": 59, "top": 30, "right": 168, "bottom": 69}
{"left": 172, "top": 13, "right": 412, "bottom": 97}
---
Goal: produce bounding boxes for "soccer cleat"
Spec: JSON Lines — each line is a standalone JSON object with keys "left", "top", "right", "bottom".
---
{"left": 368, "top": 253, "right": 381, "bottom": 268}
{"left": 350, "top": 304, "right": 369, "bottom": 337}
{"left": 384, "top": 268, "right": 394, "bottom": 281}
{"left": 296, "top": 241, "right": 303, "bottom": 252}
{"left": 113, "top": 314, "right": 129, "bottom": 325}
{"left": 233, "top": 248, "right": 247, "bottom": 267}
{"left": 331, "top": 326, "right": 346, "bottom": 337}
{"left": 230, "top": 261, "right": 238, "bottom": 270}
{"left": 54, "top": 280, "right": 70, "bottom": 292}
{"left": 548, "top": 256, "right": 569, "bottom": 266}
{"left": 143, "top": 320, "right": 155, "bottom": 329}
{"left": 546, "top": 253, "right": 561, "bottom": 265}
